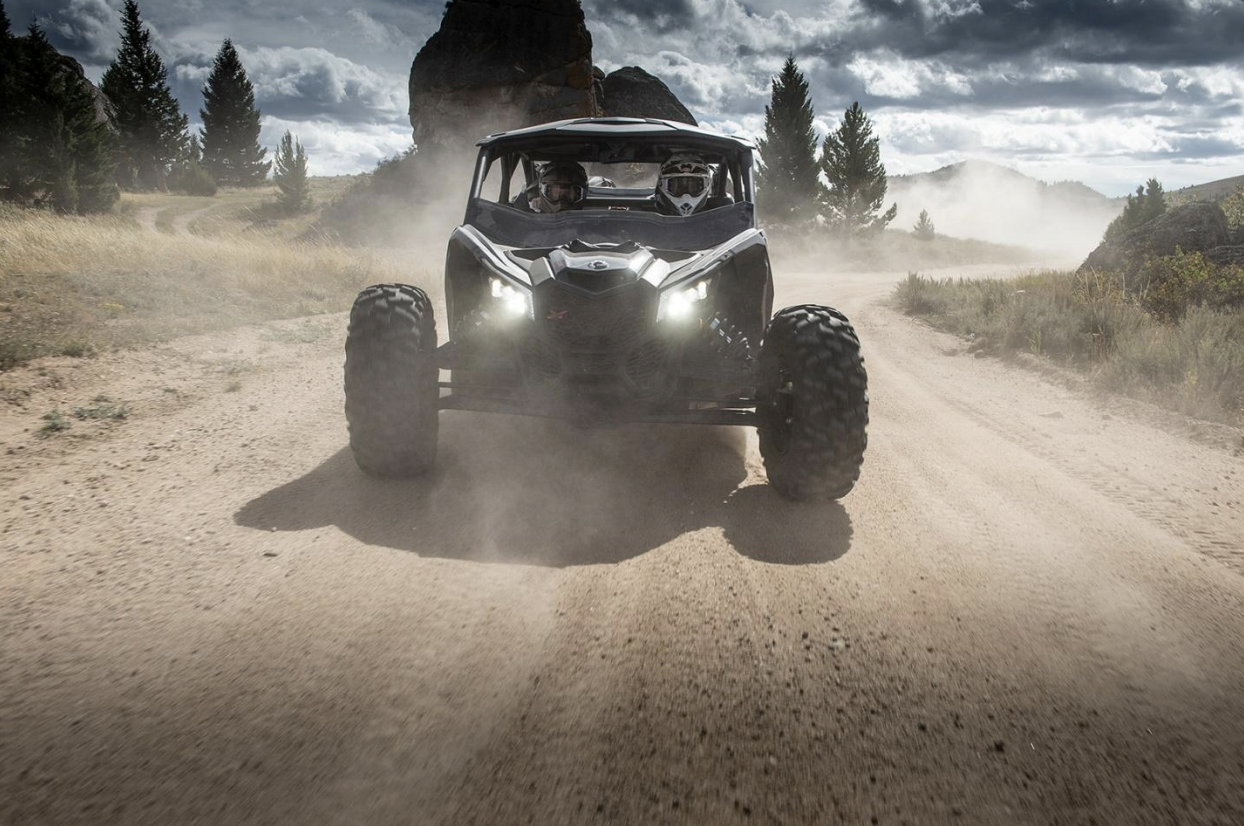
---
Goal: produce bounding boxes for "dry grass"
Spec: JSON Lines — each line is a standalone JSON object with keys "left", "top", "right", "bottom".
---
{"left": 893, "top": 270, "right": 1244, "bottom": 424}
{"left": 0, "top": 203, "right": 406, "bottom": 369}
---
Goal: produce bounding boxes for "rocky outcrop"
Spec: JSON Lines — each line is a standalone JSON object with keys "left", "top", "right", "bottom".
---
{"left": 1206, "top": 245, "right": 1244, "bottom": 268}
{"left": 408, "top": 0, "right": 600, "bottom": 158}
{"left": 1079, "top": 202, "right": 1233, "bottom": 274}
{"left": 596, "top": 66, "right": 696, "bottom": 125}
{"left": 54, "top": 53, "right": 111, "bottom": 126}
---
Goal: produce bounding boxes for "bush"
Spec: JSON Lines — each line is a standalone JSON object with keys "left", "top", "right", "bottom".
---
{"left": 168, "top": 164, "right": 218, "bottom": 196}
{"left": 1136, "top": 249, "right": 1244, "bottom": 321}
{"left": 893, "top": 268, "right": 1244, "bottom": 424}
{"left": 1221, "top": 185, "right": 1244, "bottom": 233}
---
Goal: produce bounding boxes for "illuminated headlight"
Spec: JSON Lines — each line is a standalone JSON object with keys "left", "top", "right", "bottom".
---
{"left": 661, "top": 279, "right": 711, "bottom": 321}
{"left": 489, "top": 277, "right": 531, "bottom": 318}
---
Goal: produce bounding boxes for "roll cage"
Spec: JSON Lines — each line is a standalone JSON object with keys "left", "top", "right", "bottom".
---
{"left": 461, "top": 117, "right": 760, "bottom": 251}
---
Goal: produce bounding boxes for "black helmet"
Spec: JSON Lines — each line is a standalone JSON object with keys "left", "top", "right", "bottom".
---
{"left": 533, "top": 161, "right": 588, "bottom": 213}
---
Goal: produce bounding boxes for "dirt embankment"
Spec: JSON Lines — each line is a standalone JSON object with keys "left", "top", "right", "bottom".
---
{"left": 3, "top": 264, "right": 1244, "bottom": 825}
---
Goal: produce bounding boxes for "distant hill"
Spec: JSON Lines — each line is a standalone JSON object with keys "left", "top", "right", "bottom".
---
{"left": 1171, "top": 173, "right": 1244, "bottom": 203}
{"left": 889, "top": 160, "right": 1120, "bottom": 260}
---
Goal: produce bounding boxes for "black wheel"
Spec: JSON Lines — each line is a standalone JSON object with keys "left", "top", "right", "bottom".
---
{"left": 344, "top": 284, "right": 438, "bottom": 477}
{"left": 757, "top": 305, "right": 868, "bottom": 500}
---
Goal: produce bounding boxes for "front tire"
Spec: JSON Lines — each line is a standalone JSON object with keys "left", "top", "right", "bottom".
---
{"left": 344, "top": 284, "right": 438, "bottom": 477}
{"left": 757, "top": 305, "right": 868, "bottom": 500}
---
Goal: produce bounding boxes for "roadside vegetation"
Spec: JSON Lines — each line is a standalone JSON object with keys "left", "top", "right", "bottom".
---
{"left": 0, "top": 202, "right": 400, "bottom": 370}
{"left": 894, "top": 262, "right": 1244, "bottom": 424}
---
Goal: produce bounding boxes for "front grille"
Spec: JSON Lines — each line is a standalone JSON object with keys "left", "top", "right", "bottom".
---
{"left": 521, "top": 336, "right": 561, "bottom": 379}
{"left": 569, "top": 351, "right": 620, "bottom": 375}
{"left": 625, "top": 338, "right": 670, "bottom": 391}
{"left": 540, "top": 283, "right": 653, "bottom": 350}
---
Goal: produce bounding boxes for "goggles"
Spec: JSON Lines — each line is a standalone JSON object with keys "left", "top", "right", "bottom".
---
{"left": 661, "top": 175, "right": 708, "bottom": 198}
{"left": 540, "top": 181, "right": 585, "bottom": 205}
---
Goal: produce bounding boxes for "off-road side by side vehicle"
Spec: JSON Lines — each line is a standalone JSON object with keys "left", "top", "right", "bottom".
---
{"left": 344, "top": 118, "right": 868, "bottom": 500}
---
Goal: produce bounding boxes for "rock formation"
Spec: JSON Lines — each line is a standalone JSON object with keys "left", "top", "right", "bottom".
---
{"left": 408, "top": 0, "right": 600, "bottom": 158}
{"left": 1079, "top": 202, "right": 1234, "bottom": 274}
{"left": 596, "top": 66, "right": 696, "bottom": 125}
{"left": 54, "top": 53, "right": 111, "bottom": 127}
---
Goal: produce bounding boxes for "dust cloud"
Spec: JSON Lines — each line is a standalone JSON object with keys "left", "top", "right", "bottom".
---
{"left": 889, "top": 161, "right": 1122, "bottom": 263}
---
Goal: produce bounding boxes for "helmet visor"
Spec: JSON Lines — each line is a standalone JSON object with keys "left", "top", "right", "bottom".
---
{"left": 541, "top": 181, "right": 585, "bottom": 206}
{"left": 663, "top": 175, "right": 707, "bottom": 198}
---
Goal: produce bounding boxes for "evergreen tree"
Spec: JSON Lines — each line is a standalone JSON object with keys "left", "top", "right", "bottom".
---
{"left": 913, "top": 208, "right": 935, "bottom": 240}
{"left": 167, "top": 134, "right": 217, "bottom": 195}
{"left": 820, "top": 102, "right": 896, "bottom": 235}
{"left": 0, "top": 0, "right": 21, "bottom": 197}
{"left": 14, "top": 26, "right": 117, "bottom": 213}
{"left": 273, "top": 130, "right": 311, "bottom": 213}
{"left": 1103, "top": 178, "right": 1166, "bottom": 242}
{"left": 755, "top": 56, "right": 822, "bottom": 223}
{"left": 100, "top": 0, "right": 187, "bottom": 190}
{"left": 200, "top": 40, "right": 270, "bottom": 187}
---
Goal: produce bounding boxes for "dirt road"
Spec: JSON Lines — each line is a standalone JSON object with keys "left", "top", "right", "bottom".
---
{"left": 3, "top": 265, "right": 1244, "bottom": 825}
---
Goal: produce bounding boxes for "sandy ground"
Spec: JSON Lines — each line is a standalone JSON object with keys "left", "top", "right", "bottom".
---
{"left": 2, "top": 263, "right": 1244, "bottom": 825}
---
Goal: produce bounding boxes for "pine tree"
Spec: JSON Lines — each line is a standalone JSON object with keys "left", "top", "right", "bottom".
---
{"left": 167, "top": 134, "right": 217, "bottom": 195}
{"left": 0, "top": 0, "right": 21, "bottom": 198}
{"left": 820, "top": 102, "right": 897, "bottom": 235}
{"left": 15, "top": 26, "right": 117, "bottom": 213}
{"left": 913, "top": 208, "right": 935, "bottom": 240}
{"left": 200, "top": 40, "right": 270, "bottom": 187}
{"left": 755, "top": 56, "right": 822, "bottom": 223}
{"left": 1103, "top": 179, "right": 1166, "bottom": 242}
{"left": 100, "top": 0, "right": 187, "bottom": 190}
{"left": 273, "top": 130, "right": 311, "bottom": 213}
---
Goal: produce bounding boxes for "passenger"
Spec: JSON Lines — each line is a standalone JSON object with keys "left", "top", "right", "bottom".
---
{"left": 530, "top": 161, "right": 589, "bottom": 213}
{"left": 655, "top": 153, "right": 712, "bottom": 216}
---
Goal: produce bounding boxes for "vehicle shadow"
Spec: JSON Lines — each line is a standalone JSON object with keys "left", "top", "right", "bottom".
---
{"left": 234, "top": 413, "right": 853, "bottom": 568}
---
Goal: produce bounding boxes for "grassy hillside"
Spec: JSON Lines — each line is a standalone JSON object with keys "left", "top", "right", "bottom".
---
{"left": 119, "top": 179, "right": 357, "bottom": 240}
{"left": 0, "top": 201, "right": 403, "bottom": 370}
{"left": 1171, "top": 173, "right": 1244, "bottom": 203}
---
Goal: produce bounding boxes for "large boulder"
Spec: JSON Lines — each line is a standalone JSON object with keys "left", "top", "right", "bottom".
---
{"left": 1206, "top": 245, "right": 1244, "bottom": 268}
{"left": 597, "top": 66, "right": 696, "bottom": 125}
{"left": 54, "top": 53, "right": 111, "bottom": 126}
{"left": 408, "top": 0, "right": 600, "bottom": 159}
{"left": 1079, "top": 202, "right": 1232, "bottom": 273}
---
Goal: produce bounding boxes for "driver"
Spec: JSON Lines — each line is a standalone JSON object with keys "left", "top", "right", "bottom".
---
{"left": 530, "top": 161, "right": 588, "bottom": 213}
{"left": 656, "top": 153, "right": 712, "bottom": 216}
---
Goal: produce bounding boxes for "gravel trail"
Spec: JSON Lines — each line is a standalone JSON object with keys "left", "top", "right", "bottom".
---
{"left": 2, "top": 265, "right": 1243, "bottom": 825}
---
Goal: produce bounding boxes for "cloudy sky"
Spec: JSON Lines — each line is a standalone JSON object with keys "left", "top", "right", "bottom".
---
{"left": 14, "top": 0, "right": 1244, "bottom": 195}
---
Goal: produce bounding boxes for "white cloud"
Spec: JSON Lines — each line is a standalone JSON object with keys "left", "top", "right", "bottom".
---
{"left": 345, "top": 8, "right": 411, "bottom": 52}
{"left": 848, "top": 50, "right": 974, "bottom": 99}
{"left": 260, "top": 117, "right": 411, "bottom": 177}
{"left": 237, "top": 46, "right": 407, "bottom": 121}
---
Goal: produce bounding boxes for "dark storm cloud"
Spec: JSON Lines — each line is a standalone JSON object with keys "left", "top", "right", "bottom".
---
{"left": 592, "top": 0, "right": 1244, "bottom": 67}
{"left": 851, "top": 0, "right": 1244, "bottom": 67}
{"left": 597, "top": 0, "right": 698, "bottom": 32}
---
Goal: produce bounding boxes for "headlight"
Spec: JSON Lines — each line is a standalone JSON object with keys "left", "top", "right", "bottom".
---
{"left": 660, "top": 278, "right": 711, "bottom": 321}
{"left": 489, "top": 277, "right": 532, "bottom": 318}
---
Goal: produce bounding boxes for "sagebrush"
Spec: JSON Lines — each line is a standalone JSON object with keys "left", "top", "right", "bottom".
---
{"left": 893, "top": 269, "right": 1244, "bottom": 424}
